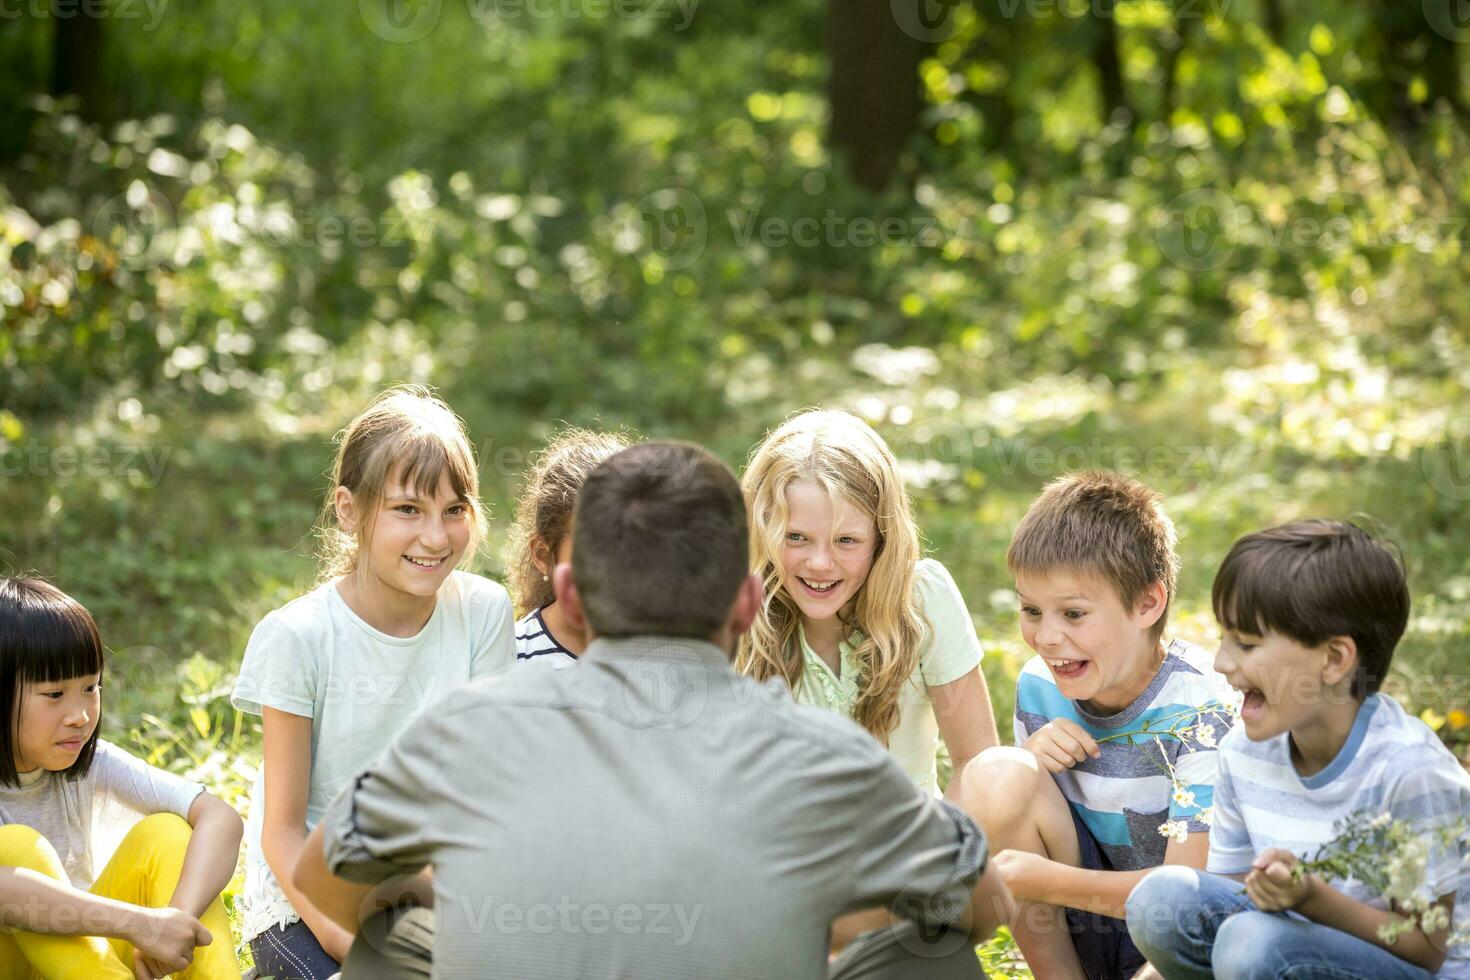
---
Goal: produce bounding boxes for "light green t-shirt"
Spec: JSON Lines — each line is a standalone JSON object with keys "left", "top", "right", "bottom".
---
{"left": 795, "top": 558, "right": 984, "bottom": 794}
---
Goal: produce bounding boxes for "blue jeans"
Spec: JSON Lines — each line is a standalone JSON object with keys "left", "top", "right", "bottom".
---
{"left": 1125, "top": 866, "right": 1436, "bottom": 980}
{"left": 249, "top": 919, "right": 340, "bottom": 980}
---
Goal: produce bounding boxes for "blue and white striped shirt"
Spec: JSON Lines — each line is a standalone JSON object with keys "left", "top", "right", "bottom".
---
{"left": 1014, "top": 639, "right": 1237, "bottom": 872}
{"left": 1208, "top": 693, "right": 1470, "bottom": 978}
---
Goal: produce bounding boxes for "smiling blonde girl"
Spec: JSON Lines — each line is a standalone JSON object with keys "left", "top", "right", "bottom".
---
{"left": 230, "top": 385, "right": 515, "bottom": 978}
{"left": 0, "top": 577, "right": 243, "bottom": 980}
{"left": 737, "top": 409, "right": 999, "bottom": 799}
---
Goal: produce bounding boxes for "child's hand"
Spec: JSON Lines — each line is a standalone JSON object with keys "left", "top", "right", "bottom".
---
{"left": 126, "top": 906, "right": 211, "bottom": 977}
{"left": 1244, "top": 849, "right": 1316, "bottom": 911}
{"left": 1024, "top": 719, "right": 1100, "bottom": 773}
{"left": 990, "top": 848, "right": 1051, "bottom": 903}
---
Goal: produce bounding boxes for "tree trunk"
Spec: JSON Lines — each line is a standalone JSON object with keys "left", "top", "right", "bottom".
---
{"left": 1091, "top": 2, "right": 1130, "bottom": 127}
{"left": 827, "top": 0, "right": 929, "bottom": 191}
{"left": 1262, "top": 0, "right": 1286, "bottom": 46}
{"left": 51, "top": 9, "right": 105, "bottom": 120}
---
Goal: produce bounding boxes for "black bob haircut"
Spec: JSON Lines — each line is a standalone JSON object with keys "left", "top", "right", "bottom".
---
{"left": 1211, "top": 520, "right": 1409, "bottom": 697}
{"left": 0, "top": 578, "right": 105, "bottom": 787}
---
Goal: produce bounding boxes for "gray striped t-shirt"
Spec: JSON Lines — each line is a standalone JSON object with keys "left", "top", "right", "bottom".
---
{"left": 1014, "top": 639, "right": 1238, "bottom": 871}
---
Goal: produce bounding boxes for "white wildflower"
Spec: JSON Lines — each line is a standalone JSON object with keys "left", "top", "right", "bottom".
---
{"left": 1172, "top": 785, "right": 1197, "bottom": 810}
{"left": 1192, "top": 723, "right": 1218, "bottom": 749}
{"left": 1158, "top": 819, "right": 1190, "bottom": 845}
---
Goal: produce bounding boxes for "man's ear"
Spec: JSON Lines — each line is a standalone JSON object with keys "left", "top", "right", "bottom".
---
{"left": 1134, "top": 580, "right": 1168, "bottom": 631}
{"left": 553, "top": 563, "right": 587, "bottom": 632}
{"left": 1321, "top": 635, "right": 1359, "bottom": 689}
{"left": 334, "top": 486, "right": 356, "bottom": 534}
{"left": 728, "top": 573, "right": 764, "bottom": 638}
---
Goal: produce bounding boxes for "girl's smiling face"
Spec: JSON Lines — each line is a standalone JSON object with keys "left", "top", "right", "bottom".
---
{"left": 15, "top": 673, "right": 100, "bottom": 773}
{"left": 778, "top": 478, "right": 878, "bottom": 625}
{"left": 346, "top": 469, "right": 473, "bottom": 600}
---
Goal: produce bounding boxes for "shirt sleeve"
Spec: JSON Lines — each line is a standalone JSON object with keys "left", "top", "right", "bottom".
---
{"left": 1204, "top": 743, "right": 1253, "bottom": 874}
{"left": 1385, "top": 754, "right": 1470, "bottom": 899}
{"left": 914, "top": 560, "right": 985, "bottom": 689}
{"left": 91, "top": 741, "right": 204, "bottom": 820}
{"left": 230, "top": 611, "right": 318, "bottom": 719}
{"left": 320, "top": 688, "right": 466, "bottom": 881}
{"left": 845, "top": 738, "right": 988, "bottom": 928}
{"left": 469, "top": 579, "right": 516, "bottom": 682}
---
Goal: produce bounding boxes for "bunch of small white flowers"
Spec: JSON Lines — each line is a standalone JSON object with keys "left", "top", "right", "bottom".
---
{"left": 1294, "top": 811, "right": 1470, "bottom": 945}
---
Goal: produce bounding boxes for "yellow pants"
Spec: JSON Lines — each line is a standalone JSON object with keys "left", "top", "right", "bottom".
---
{"left": 0, "top": 813, "right": 241, "bottom": 980}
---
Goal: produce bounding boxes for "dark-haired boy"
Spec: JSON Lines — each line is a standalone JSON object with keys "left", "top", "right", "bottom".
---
{"left": 1127, "top": 519, "right": 1470, "bottom": 979}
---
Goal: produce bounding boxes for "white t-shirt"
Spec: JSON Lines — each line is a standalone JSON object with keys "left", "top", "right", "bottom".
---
{"left": 0, "top": 740, "right": 203, "bottom": 888}
{"left": 231, "top": 570, "right": 515, "bottom": 940}
{"left": 794, "top": 558, "right": 984, "bottom": 794}
{"left": 1208, "top": 693, "right": 1470, "bottom": 978}
{"left": 514, "top": 606, "right": 578, "bottom": 672}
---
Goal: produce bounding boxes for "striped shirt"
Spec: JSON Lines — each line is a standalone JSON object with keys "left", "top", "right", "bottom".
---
{"left": 1208, "top": 693, "right": 1470, "bottom": 978}
{"left": 1014, "top": 639, "right": 1237, "bottom": 872}
{"left": 515, "top": 606, "right": 577, "bottom": 671}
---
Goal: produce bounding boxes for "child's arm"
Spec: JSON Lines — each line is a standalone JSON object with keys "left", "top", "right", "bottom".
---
{"left": 259, "top": 707, "right": 357, "bottom": 963}
{"left": 1247, "top": 848, "right": 1451, "bottom": 973}
{"left": 998, "top": 830, "right": 1210, "bottom": 918}
{"left": 931, "top": 668, "right": 1001, "bottom": 802}
{"left": 294, "top": 822, "right": 434, "bottom": 934}
{"left": 0, "top": 866, "right": 210, "bottom": 968}
{"left": 167, "top": 791, "right": 243, "bottom": 920}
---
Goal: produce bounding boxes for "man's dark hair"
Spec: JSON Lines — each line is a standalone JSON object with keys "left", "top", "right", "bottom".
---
{"left": 572, "top": 442, "right": 749, "bottom": 638}
{"left": 1212, "top": 519, "right": 1409, "bottom": 696}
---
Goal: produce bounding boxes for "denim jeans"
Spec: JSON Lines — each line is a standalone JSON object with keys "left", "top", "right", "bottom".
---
{"left": 1125, "top": 865, "right": 1437, "bottom": 980}
{"left": 250, "top": 919, "right": 341, "bottom": 980}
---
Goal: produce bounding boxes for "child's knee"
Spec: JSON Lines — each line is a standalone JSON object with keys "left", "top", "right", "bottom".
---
{"left": 123, "top": 812, "right": 193, "bottom": 855}
{"left": 961, "top": 746, "right": 1049, "bottom": 826}
{"left": 1125, "top": 865, "right": 1198, "bottom": 946}
{"left": 0, "top": 824, "right": 63, "bottom": 875}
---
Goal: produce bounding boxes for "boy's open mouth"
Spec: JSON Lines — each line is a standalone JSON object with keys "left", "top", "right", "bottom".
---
{"left": 1240, "top": 688, "right": 1267, "bottom": 719}
{"left": 1045, "top": 657, "right": 1089, "bottom": 679}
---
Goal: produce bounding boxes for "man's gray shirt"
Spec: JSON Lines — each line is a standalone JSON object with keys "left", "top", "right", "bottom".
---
{"left": 320, "top": 635, "right": 987, "bottom": 979}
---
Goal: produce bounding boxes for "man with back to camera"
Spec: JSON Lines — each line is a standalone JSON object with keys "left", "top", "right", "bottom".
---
{"left": 294, "top": 440, "right": 1013, "bottom": 979}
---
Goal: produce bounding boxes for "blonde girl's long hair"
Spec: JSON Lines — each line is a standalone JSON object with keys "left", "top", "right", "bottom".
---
{"left": 736, "top": 409, "right": 926, "bottom": 744}
{"left": 316, "top": 385, "right": 487, "bottom": 584}
{"left": 505, "top": 426, "right": 632, "bottom": 617}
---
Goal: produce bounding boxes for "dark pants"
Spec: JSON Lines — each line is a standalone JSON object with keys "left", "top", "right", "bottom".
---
{"left": 250, "top": 919, "right": 342, "bottom": 980}
{"left": 343, "top": 908, "right": 987, "bottom": 980}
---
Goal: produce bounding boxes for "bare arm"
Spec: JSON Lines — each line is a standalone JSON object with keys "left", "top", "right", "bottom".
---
{"left": 0, "top": 866, "right": 210, "bottom": 971}
{"left": 293, "top": 822, "right": 434, "bottom": 936}
{"left": 930, "top": 668, "right": 1000, "bottom": 803}
{"left": 259, "top": 707, "right": 357, "bottom": 963}
{"left": 1028, "top": 829, "right": 1210, "bottom": 918}
{"left": 960, "top": 859, "right": 1015, "bottom": 943}
{"left": 168, "top": 791, "right": 243, "bottom": 919}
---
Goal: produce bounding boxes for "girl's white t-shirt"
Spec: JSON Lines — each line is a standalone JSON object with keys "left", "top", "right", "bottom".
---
{"left": 230, "top": 570, "right": 515, "bottom": 941}
{"left": 794, "top": 558, "right": 985, "bottom": 795}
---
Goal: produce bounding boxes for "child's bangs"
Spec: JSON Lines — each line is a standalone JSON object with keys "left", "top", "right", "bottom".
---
{"left": 1211, "top": 545, "right": 1299, "bottom": 639}
{"left": 0, "top": 581, "right": 105, "bottom": 685}
{"left": 389, "top": 430, "right": 479, "bottom": 504}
